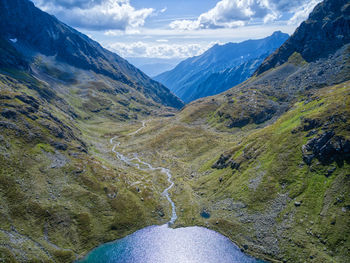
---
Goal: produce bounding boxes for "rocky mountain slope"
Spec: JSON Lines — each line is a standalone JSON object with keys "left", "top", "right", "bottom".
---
{"left": 113, "top": 0, "right": 350, "bottom": 262}
{"left": 256, "top": 0, "right": 350, "bottom": 76}
{"left": 0, "top": 0, "right": 349, "bottom": 262}
{"left": 154, "top": 31, "right": 289, "bottom": 103}
{"left": 0, "top": 0, "right": 183, "bottom": 110}
{"left": 182, "top": 0, "right": 350, "bottom": 131}
{"left": 0, "top": 0, "right": 183, "bottom": 262}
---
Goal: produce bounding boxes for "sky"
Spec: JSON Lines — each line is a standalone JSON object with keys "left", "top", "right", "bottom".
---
{"left": 30, "top": 0, "right": 322, "bottom": 60}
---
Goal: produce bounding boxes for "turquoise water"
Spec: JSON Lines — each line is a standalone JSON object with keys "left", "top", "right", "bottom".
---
{"left": 78, "top": 225, "right": 267, "bottom": 263}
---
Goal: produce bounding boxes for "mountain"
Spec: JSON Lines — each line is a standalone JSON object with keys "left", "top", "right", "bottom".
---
{"left": 183, "top": 0, "right": 350, "bottom": 130}
{"left": 154, "top": 31, "right": 289, "bottom": 103}
{"left": 0, "top": 0, "right": 183, "bottom": 110}
{"left": 1, "top": 0, "right": 350, "bottom": 262}
{"left": 117, "top": 0, "right": 350, "bottom": 262}
{"left": 0, "top": 0, "right": 183, "bottom": 262}
{"left": 256, "top": 0, "right": 350, "bottom": 76}
{"left": 126, "top": 57, "right": 183, "bottom": 77}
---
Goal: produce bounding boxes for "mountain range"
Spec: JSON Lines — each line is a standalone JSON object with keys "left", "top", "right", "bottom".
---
{"left": 154, "top": 31, "right": 289, "bottom": 103}
{"left": 0, "top": 0, "right": 349, "bottom": 262}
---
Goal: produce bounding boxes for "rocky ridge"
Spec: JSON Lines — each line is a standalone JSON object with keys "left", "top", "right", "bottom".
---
{"left": 256, "top": 0, "right": 350, "bottom": 75}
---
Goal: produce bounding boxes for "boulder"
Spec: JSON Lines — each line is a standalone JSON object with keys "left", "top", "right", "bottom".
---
{"left": 1, "top": 108, "right": 17, "bottom": 119}
{"left": 302, "top": 118, "right": 321, "bottom": 131}
{"left": 294, "top": 201, "right": 302, "bottom": 207}
{"left": 212, "top": 154, "right": 231, "bottom": 169}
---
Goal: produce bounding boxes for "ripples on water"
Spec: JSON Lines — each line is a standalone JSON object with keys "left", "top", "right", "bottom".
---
{"left": 78, "top": 225, "right": 267, "bottom": 263}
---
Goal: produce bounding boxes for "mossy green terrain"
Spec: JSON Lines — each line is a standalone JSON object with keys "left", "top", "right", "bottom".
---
{"left": 0, "top": 70, "right": 173, "bottom": 262}
{"left": 1, "top": 54, "right": 349, "bottom": 263}
{"left": 115, "top": 81, "right": 350, "bottom": 262}
{"left": 1, "top": 1, "right": 349, "bottom": 262}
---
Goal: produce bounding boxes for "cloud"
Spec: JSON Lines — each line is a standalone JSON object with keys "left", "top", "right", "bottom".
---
{"left": 170, "top": 0, "right": 267, "bottom": 30}
{"left": 156, "top": 39, "right": 169, "bottom": 43}
{"left": 170, "top": 0, "right": 322, "bottom": 30}
{"left": 34, "top": 0, "right": 104, "bottom": 9}
{"left": 31, "top": 0, "right": 154, "bottom": 31}
{"left": 288, "top": 0, "right": 322, "bottom": 25}
{"left": 105, "top": 41, "right": 213, "bottom": 59}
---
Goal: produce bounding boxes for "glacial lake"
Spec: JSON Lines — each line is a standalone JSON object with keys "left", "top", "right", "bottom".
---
{"left": 78, "top": 224, "right": 267, "bottom": 263}
{"left": 85, "top": 125, "right": 268, "bottom": 263}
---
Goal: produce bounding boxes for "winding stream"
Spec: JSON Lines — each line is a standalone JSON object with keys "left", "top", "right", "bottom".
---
{"left": 78, "top": 121, "right": 267, "bottom": 263}
{"left": 110, "top": 121, "right": 177, "bottom": 225}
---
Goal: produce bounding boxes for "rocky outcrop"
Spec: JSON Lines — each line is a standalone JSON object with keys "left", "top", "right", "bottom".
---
{"left": 212, "top": 154, "right": 240, "bottom": 170}
{"left": 301, "top": 118, "right": 322, "bottom": 131}
{"left": 256, "top": 0, "right": 350, "bottom": 75}
{"left": 0, "top": 37, "right": 27, "bottom": 70}
{"left": 302, "top": 131, "right": 350, "bottom": 165}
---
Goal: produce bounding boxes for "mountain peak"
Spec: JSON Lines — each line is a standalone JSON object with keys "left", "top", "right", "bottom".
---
{"left": 256, "top": 0, "right": 350, "bottom": 75}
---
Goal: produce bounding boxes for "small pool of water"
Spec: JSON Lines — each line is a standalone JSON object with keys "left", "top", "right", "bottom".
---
{"left": 200, "top": 210, "right": 211, "bottom": 219}
{"left": 78, "top": 225, "right": 267, "bottom": 263}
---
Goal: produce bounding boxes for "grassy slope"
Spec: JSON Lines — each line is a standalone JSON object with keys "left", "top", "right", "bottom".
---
{"left": 0, "top": 54, "right": 349, "bottom": 263}
{"left": 117, "top": 81, "right": 350, "bottom": 262}
{"left": 0, "top": 70, "right": 172, "bottom": 262}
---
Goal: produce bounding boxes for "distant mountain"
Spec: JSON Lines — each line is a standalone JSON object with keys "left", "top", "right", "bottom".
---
{"left": 154, "top": 31, "right": 289, "bottom": 103}
{"left": 0, "top": 0, "right": 183, "bottom": 110}
{"left": 126, "top": 57, "right": 183, "bottom": 77}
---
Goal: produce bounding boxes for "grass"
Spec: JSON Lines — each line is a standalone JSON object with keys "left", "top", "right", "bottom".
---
{"left": 1, "top": 52, "right": 349, "bottom": 263}
{"left": 112, "top": 81, "right": 350, "bottom": 262}
{"left": 0, "top": 73, "right": 171, "bottom": 262}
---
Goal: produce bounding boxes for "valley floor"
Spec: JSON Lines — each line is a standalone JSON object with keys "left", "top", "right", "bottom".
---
{"left": 100, "top": 81, "right": 350, "bottom": 263}
{"left": 1, "top": 77, "right": 349, "bottom": 263}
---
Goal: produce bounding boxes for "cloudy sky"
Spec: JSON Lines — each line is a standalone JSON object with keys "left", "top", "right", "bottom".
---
{"left": 31, "top": 0, "right": 322, "bottom": 59}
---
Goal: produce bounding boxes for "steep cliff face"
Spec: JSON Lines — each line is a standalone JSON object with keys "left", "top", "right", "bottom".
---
{"left": 154, "top": 31, "right": 288, "bottom": 103}
{"left": 256, "top": 0, "right": 350, "bottom": 75}
{"left": 0, "top": 0, "right": 183, "bottom": 109}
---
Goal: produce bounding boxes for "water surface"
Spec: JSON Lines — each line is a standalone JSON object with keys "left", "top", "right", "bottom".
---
{"left": 79, "top": 225, "right": 267, "bottom": 263}
{"left": 94, "top": 123, "right": 267, "bottom": 263}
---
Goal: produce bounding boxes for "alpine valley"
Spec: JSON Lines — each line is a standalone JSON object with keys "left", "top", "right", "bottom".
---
{"left": 0, "top": 0, "right": 349, "bottom": 263}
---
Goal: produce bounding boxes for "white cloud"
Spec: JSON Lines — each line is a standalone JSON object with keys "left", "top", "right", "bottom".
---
{"left": 32, "top": 0, "right": 154, "bottom": 31}
{"left": 170, "top": 0, "right": 322, "bottom": 30}
{"left": 156, "top": 39, "right": 169, "bottom": 43}
{"left": 105, "top": 41, "right": 213, "bottom": 59}
{"left": 170, "top": 0, "right": 269, "bottom": 30}
{"left": 288, "top": 0, "right": 323, "bottom": 25}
